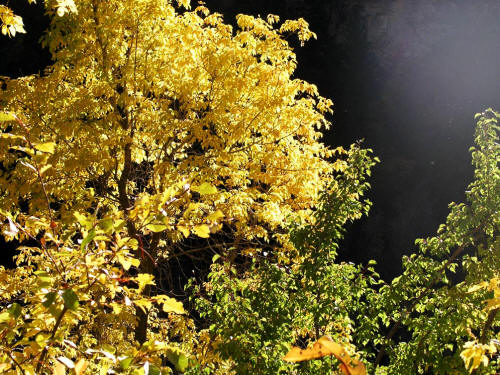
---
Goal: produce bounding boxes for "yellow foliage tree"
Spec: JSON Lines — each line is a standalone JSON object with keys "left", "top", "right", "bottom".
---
{"left": 0, "top": 0, "right": 339, "bottom": 373}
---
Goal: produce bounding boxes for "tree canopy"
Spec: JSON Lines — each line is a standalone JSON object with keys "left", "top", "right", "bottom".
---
{"left": 0, "top": 1, "right": 498, "bottom": 374}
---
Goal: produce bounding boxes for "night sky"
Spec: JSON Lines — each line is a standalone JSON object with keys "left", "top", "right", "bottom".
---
{"left": 1, "top": 0, "right": 500, "bottom": 279}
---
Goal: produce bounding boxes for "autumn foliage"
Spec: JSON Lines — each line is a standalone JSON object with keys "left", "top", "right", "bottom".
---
{"left": 0, "top": 1, "right": 499, "bottom": 374}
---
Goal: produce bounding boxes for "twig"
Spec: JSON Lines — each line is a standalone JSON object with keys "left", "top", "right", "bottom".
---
{"left": 35, "top": 307, "right": 68, "bottom": 373}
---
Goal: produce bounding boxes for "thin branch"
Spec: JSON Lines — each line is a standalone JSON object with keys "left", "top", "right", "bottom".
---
{"left": 35, "top": 307, "right": 68, "bottom": 373}
{"left": 7, "top": 351, "right": 25, "bottom": 375}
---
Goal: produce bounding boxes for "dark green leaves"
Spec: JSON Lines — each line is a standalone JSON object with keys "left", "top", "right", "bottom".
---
{"left": 62, "top": 289, "right": 79, "bottom": 311}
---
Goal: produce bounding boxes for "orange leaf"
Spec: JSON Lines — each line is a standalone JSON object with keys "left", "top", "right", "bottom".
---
{"left": 52, "top": 361, "right": 65, "bottom": 375}
{"left": 283, "top": 336, "right": 366, "bottom": 375}
{"left": 74, "top": 358, "right": 87, "bottom": 375}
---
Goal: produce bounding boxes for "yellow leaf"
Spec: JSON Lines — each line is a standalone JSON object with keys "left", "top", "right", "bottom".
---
{"left": 0, "top": 363, "right": 11, "bottom": 372}
{"left": 117, "top": 252, "right": 140, "bottom": 271}
{"left": 177, "top": 225, "right": 190, "bottom": 237}
{"left": 146, "top": 223, "right": 167, "bottom": 232}
{"left": 0, "top": 112, "right": 16, "bottom": 122}
{"left": 135, "top": 273, "right": 155, "bottom": 293}
{"left": 206, "top": 210, "right": 224, "bottom": 223}
{"left": 193, "top": 224, "right": 210, "bottom": 238}
{"left": 154, "top": 295, "right": 186, "bottom": 314}
{"left": 133, "top": 299, "right": 152, "bottom": 313}
{"left": 34, "top": 142, "right": 56, "bottom": 154}
{"left": 192, "top": 182, "right": 217, "bottom": 195}
{"left": 40, "top": 164, "right": 53, "bottom": 176}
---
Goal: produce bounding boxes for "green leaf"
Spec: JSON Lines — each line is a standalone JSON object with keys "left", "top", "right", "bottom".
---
{"left": 0, "top": 112, "right": 16, "bottom": 122}
{"left": 62, "top": 289, "right": 79, "bottom": 311}
{"left": 192, "top": 182, "right": 217, "bottom": 195}
{"left": 74, "top": 212, "right": 93, "bottom": 230}
{"left": 166, "top": 349, "right": 190, "bottom": 372}
{"left": 80, "top": 228, "right": 96, "bottom": 251}
{"left": 98, "top": 217, "right": 114, "bottom": 233}
{"left": 147, "top": 364, "right": 161, "bottom": 375}
{"left": 7, "top": 303, "right": 21, "bottom": 318}
{"left": 43, "top": 291, "right": 57, "bottom": 308}
{"left": 119, "top": 357, "right": 134, "bottom": 370}
{"left": 34, "top": 271, "right": 52, "bottom": 287}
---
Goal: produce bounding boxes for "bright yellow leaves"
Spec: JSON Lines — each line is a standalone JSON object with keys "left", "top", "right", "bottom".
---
{"left": 191, "top": 182, "right": 217, "bottom": 195}
{"left": 34, "top": 142, "right": 56, "bottom": 154}
{"left": 0, "top": 6, "right": 26, "bottom": 37}
{"left": 283, "top": 336, "right": 367, "bottom": 375}
{"left": 0, "top": 0, "right": 343, "bottom": 372}
{"left": 460, "top": 341, "right": 497, "bottom": 373}
{"left": 461, "top": 276, "right": 500, "bottom": 372}
{"left": 54, "top": 0, "right": 78, "bottom": 17}
{"left": 193, "top": 224, "right": 211, "bottom": 238}
{"left": 153, "top": 295, "right": 186, "bottom": 315}
{"left": 0, "top": 112, "right": 17, "bottom": 122}
{"left": 469, "top": 277, "right": 500, "bottom": 312}
{"left": 1, "top": 0, "right": 78, "bottom": 38}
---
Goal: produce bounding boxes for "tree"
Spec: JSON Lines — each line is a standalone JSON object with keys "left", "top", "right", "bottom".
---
{"left": 191, "top": 110, "right": 499, "bottom": 375}
{"left": 191, "top": 143, "right": 379, "bottom": 374}
{"left": 373, "top": 109, "right": 499, "bottom": 374}
{"left": 0, "top": 0, "right": 344, "bottom": 373}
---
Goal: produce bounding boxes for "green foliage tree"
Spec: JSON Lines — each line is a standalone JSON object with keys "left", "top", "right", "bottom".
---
{"left": 192, "top": 144, "right": 380, "bottom": 374}
{"left": 1, "top": 0, "right": 498, "bottom": 374}
{"left": 192, "top": 110, "right": 499, "bottom": 375}
{"left": 373, "top": 109, "right": 499, "bottom": 374}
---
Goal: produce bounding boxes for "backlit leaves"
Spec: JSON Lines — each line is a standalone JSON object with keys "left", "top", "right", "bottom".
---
{"left": 283, "top": 336, "right": 367, "bottom": 375}
{"left": 0, "top": 6, "right": 25, "bottom": 37}
{"left": 0, "top": 111, "right": 16, "bottom": 122}
{"left": 34, "top": 142, "right": 56, "bottom": 154}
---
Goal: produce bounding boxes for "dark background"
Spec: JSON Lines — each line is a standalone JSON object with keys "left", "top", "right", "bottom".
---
{"left": 1, "top": 0, "right": 500, "bottom": 279}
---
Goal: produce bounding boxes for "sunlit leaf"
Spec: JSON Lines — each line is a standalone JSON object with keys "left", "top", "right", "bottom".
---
{"left": 191, "top": 182, "right": 217, "bottom": 195}
{"left": 166, "top": 348, "right": 190, "bottom": 372}
{"left": 135, "top": 273, "right": 155, "bottom": 293}
{"left": 146, "top": 223, "right": 167, "bottom": 232}
{"left": 154, "top": 295, "right": 186, "bottom": 314}
{"left": 80, "top": 228, "right": 96, "bottom": 251}
{"left": 177, "top": 225, "right": 190, "bottom": 237}
{"left": 34, "top": 142, "right": 56, "bottom": 154}
{"left": 0, "top": 112, "right": 16, "bottom": 122}
{"left": 74, "top": 359, "right": 87, "bottom": 375}
{"left": 193, "top": 224, "right": 210, "bottom": 238}
{"left": 52, "top": 361, "right": 66, "bottom": 375}
{"left": 283, "top": 336, "right": 366, "bottom": 375}
{"left": 119, "top": 357, "right": 133, "bottom": 370}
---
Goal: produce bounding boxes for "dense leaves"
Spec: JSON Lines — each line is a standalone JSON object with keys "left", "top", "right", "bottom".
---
{"left": 0, "top": 0, "right": 498, "bottom": 374}
{"left": 0, "top": 0, "right": 342, "bottom": 373}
